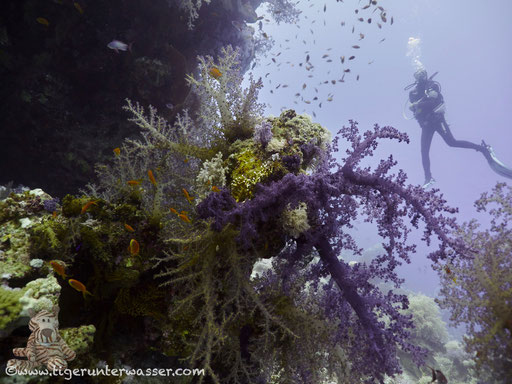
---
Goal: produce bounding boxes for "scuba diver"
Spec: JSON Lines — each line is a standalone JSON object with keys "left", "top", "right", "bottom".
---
{"left": 405, "top": 69, "right": 512, "bottom": 188}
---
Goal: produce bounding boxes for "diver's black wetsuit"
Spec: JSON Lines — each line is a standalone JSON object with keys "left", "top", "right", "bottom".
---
{"left": 409, "top": 77, "right": 490, "bottom": 183}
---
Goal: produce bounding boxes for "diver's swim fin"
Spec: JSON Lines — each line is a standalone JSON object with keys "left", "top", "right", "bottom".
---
{"left": 482, "top": 140, "right": 512, "bottom": 179}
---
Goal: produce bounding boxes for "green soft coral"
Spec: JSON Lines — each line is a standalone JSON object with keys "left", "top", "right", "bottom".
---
{"left": 0, "top": 286, "right": 26, "bottom": 329}
{"left": 230, "top": 149, "right": 274, "bottom": 202}
{"left": 60, "top": 325, "right": 96, "bottom": 355}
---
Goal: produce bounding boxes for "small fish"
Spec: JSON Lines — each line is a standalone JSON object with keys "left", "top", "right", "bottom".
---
{"left": 359, "top": 33, "right": 365, "bottom": 40}
{"left": 49, "top": 260, "right": 69, "bottom": 279}
{"left": 182, "top": 188, "right": 194, "bottom": 204}
{"left": 262, "top": 32, "right": 268, "bottom": 39}
{"left": 178, "top": 213, "right": 191, "bottom": 223}
{"left": 127, "top": 180, "right": 141, "bottom": 186}
{"left": 170, "top": 207, "right": 178, "bottom": 215}
{"left": 349, "top": 55, "right": 355, "bottom": 60}
{"left": 148, "top": 169, "right": 157, "bottom": 186}
{"left": 69, "top": 279, "right": 93, "bottom": 298}
{"left": 344, "top": 69, "right": 351, "bottom": 73}
{"left": 352, "top": 45, "right": 360, "bottom": 49}
{"left": 367, "top": 18, "right": 372, "bottom": 23}
{"left": 113, "top": 147, "right": 121, "bottom": 155}
{"left": 302, "top": 83, "right": 307, "bottom": 89}
{"left": 377, "top": 22, "right": 382, "bottom": 28}
{"left": 129, "top": 239, "right": 140, "bottom": 255}
{"left": 379, "top": 38, "right": 386, "bottom": 43}
{"left": 52, "top": 211, "right": 58, "bottom": 218}
{"left": 322, "top": 54, "right": 329, "bottom": 58}
{"left": 327, "top": 96, "right": 333, "bottom": 102}
{"left": 124, "top": 223, "right": 135, "bottom": 232}
{"left": 74, "top": 2, "right": 84, "bottom": 14}
{"left": 341, "top": 56, "right": 345, "bottom": 64}
{"left": 306, "top": 54, "right": 310, "bottom": 62}
{"left": 209, "top": 67, "right": 222, "bottom": 79}
{"left": 391, "top": 16, "right": 394, "bottom": 25}
{"left": 323, "top": 4, "right": 326, "bottom": 12}
{"left": 356, "top": 75, "right": 360, "bottom": 80}
{"left": 107, "top": 40, "right": 132, "bottom": 53}
{"left": 211, "top": 186, "right": 220, "bottom": 193}
{"left": 81, "top": 200, "right": 97, "bottom": 214}
{"left": 36, "top": 17, "right": 50, "bottom": 27}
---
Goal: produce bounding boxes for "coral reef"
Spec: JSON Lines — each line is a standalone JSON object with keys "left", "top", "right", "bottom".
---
{"left": 60, "top": 324, "right": 96, "bottom": 356}
{"left": 0, "top": 44, "right": 472, "bottom": 384}
{"left": 18, "top": 276, "right": 61, "bottom": 317}
{"left": 437, "top": 182, "right": 512, "bottom": 382}
{"left": 0, "top": 0, "right": 264, "bottom": 197}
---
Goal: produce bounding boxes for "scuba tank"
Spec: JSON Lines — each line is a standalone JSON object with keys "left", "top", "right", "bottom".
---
{"left": 403, "top": 71, "right": 443, "bottom": 120}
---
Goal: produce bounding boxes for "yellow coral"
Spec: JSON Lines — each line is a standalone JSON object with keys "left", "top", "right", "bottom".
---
{"left": 230, "top": 150, "right": 273, "bottom": 202}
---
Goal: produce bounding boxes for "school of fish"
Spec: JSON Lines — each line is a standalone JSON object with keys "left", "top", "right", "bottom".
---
{"left": 250, "top": 0, "right": 393, "bottom": 117}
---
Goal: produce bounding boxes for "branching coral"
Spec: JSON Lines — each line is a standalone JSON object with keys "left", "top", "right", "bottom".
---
{"left": 186, "top": 45, "right": 265, "bottom": 143}
{"left": 169, "top": 0, "right": 212, "bottom": 30}
{"left": 194, "top": 121, "right": 464, "bottom": 382}
{"left": 81, "top": 44, "right": 467, "bottom": 383}
{"left": 437, "top": 182, "right": 512, "bottom": 382}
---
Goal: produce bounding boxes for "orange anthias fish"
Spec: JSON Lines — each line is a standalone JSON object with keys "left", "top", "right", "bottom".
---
{"left": 209, "top": 67, "right": 222, "bottom": 79}
{"left": 182, "top": 188, "right": 194, "bottom": 204}
{"left": 74, "top": 2, "right": 84, "bottom": 14}
{"left": 49, "top": 260, "right": 69, "bottom": 279}
{"left": 52, "top": 211, "right": 58, "bottom": 218}
{"left": 127, "top": 180, "right": 142, "bottom": 186}
{"left": 129, "top": 239, "right": 140, "bottom": 255}
{"left": 211, "top": 186, "right": 220, "bottom": 193}
{"left": 170, "top": 207, "right": 178, "bottom": 215}
{"left": 69, "top": 279, "right": 92, "bottom": 298}
{"left": 148, "top": 169, "right": 157, "bottom": 186}
{"left": 81, "top": 200, "right": 97, "bottom": 214}
{"left": 36, "top": 17, "right": 50, "bottom": 27}
{"left": 113, "top": 147, "right": 121, "bottom": 155}
{"left": 124, "top": 223, "right": 135, "bottom": 232}
{"left": 178, "top": 213, "right": 191, "bottom": 223}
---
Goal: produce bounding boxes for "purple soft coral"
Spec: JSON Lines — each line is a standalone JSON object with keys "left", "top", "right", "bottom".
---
{"left": 197, "top": 121, "right": 464, "bottom": 382}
